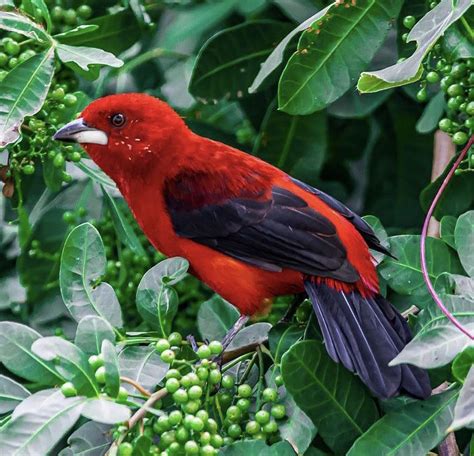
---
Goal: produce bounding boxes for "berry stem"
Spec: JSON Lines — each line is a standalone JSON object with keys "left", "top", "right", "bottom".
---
{"left": 421, "top": 135, "right": 474, "bottom": 340}
{"left": 120, "top": 376, "right": 151, "bottom": 397}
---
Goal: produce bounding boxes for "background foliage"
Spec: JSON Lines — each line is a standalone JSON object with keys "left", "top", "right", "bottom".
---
{"left": 0, "top": 0, "right": 473, "bottom": 455}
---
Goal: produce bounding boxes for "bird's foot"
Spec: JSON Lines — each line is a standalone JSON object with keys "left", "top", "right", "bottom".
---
{"left": 186, "top": 334, "right": 198, "bottom": 352}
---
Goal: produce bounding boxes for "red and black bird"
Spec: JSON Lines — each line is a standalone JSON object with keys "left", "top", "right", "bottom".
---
{"left": 54, "top": 93, "right": 431, "bottom": 400}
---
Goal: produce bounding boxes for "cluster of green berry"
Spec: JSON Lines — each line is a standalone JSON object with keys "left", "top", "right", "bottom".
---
{"left": 48, "top": 4, "right": 93, "bottom": 34}
{"left": 400, "top": 13, "right": 473, "bottom": 146}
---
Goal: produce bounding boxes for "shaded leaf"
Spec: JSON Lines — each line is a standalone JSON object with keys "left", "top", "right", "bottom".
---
{"left": 60, "top": 421, "right": 112, "bottom": 456}
{"left": 449, "top": 367, "right": 474, "bottom": 431}
{"left": 0, "top": 375, "right": 30, "bottom": 414}
{"left": 75, "top": 316, "right": 115, "bottom": 356}
{"left": 347, "top": 389, "right": 459, "bottom": 455}
{"left": 435, "top": 273, "right": 474, "bottom": 298}
{"left": 101, "top": 339, "right": 120, "bottom": 398}
{"left": 363, "top": 215, "right": 390, "bottom": 264}
{"left": 442, "top": 25, "right": 474, "bottom": 60}
{"left": 82, "top": 398, "right": 131, "bottom": 425}
{"left": 221, "top": 440, "right": 296, "bottom": 455}
{"left": 0, "top": 10, "right": 51, "bottom": 42}
{"left": 228, "top": 322, "right": 272, "bottom": 351}
{"left": 278, "top": 1, "right": 403, "bottom": 114}
{"left": 281, "top": 340, "right": 379, "bottom": 454}
{"left": 268, "top": 322, "right": 304, "bottom": 364}
{"left": 440, "top": 215, "right": 457, "bottom": 249}
{"left": 56, "top": 43, "right": 123, "bottom": 72}
{"left": 416, "top": 91, "right": 445, "bottom": 134}
{"left": 455, "top": 211, "right": 474, "bottom": 277}
{"left": 452, "top": 346, "right": 474, "bottom": 383}
{"left": 358, "top": 0, "right": 471, "bottom": 92}
{"left": 198, "top": 295, "right": 240, "bottom": 341}
{"left": 60, "top": 223, "right": 123, "bottom": 328}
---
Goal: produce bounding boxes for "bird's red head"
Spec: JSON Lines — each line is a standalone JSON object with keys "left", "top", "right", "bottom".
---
{"left": 53, "top": 93, "right": 188, "bottom": 181}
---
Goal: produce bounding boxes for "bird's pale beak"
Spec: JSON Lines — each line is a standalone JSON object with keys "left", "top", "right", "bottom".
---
{"left": 53, "top": 118, "right": 108, "bottom": 145}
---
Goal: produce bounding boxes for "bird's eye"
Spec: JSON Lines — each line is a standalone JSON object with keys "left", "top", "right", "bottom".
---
{"left": 111, "top": 113, "right": 126, "bottom": 127}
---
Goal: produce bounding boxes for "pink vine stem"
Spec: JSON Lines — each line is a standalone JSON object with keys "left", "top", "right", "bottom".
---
{"left": 420, "top": 135, "right": 474, "bottom": 340}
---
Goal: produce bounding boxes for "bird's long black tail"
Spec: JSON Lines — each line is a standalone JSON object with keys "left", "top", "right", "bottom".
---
{"left": 304, "top": 280, "right": 431, "bottom": 399}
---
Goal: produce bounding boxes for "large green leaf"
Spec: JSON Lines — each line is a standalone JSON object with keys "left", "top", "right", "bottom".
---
{"left": 81, "top": 398, "right": 130, "bottom": 425}
{"left": 56, "top": 43, "right": 123, "bottom": 72}
{"left": 435, "top": 273, "right": 474, "bottom": 298}
{"left": 190, "top": 21, "right": 292, "bottom": 101}
{"left": 0, "top": 10, "right": 51, "bottom": 43}
{"left": 281, "top": 340, "right": 379, "bottom": 454}
{"left": 440, "top": 215, "right": 457, "bottom": 249}
{"left": 449, "top": 366, "right": 474, "bottom": 431}
{"left": 268, "top": 322, "right": 304, "bottom": 364}
{"left": 101, "top": 339, "right": 120, "bottom": 398}
{"left": 278, "top": 0, "right": 403, "bottom": 114}
{"left": 0, "top": 322, "right": 63, "bottom": 385}
{"left": 74, "top": 315, "right": 115, "bottom": 356}
{"left": 452, "top": 346, "right": 474, "bottom": 382}
{"left": 222, "top": 440, "right": 296, "bottom": 455}
{"left": 442, "top": 25, "right": 474, "bottom": 60}
{"left": 0, "top": 376, "right": 30, "bottom": 414}
{"left": 455, "top": 211, "right": 474, "bottom": 277}
{"left": 197, "top": 295, "right": 239, "bottom": 342}
{"left": 254, "top": 101, "right": 326, "bottom": 183}
{"left": 347, "top": 388, "right": 460, "bottom": 455}
{"left": 59, "top": 421, "right": 112, "bottom": 455}
{"left": 379, "top": 235, "right": 464, "bottom": 309}
{"left": 136, "top": 258, "right": 189, "bottom": 337}
{"left": 60, "top": 223, "right": 123, "bottom": 328}
{"left": 390, "top": 294, "right": 474, "bottom": 369}
{"left": 358, "top": 0, "right": 471, "bottom": 92}
{"left": 415, "top": 91, "right": 445, "bottom": 134}
{"left": 118, "top": 345, "right": 168, "bottom": 393}
{"left": 0, "top": 49, "right": 54, "bottom": 147}
{"left": 32, "top": 336, "right": 99, "bottom": 396}
{"left": 0, "top": 390, "right": 84, "bottom": 455}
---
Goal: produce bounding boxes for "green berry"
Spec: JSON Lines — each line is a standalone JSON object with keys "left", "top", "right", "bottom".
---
{"left": 18, "top": 49, "right": 35, "bottom": 63}
{"left": 403, "top": 15, "right": 416, "bottom": 29}
{"left": 173, "top": 388, "right": 188, "bottom": 404}
{"left": 209, "top": 340, "right": 223, "bottom": 355}
{"left": 188, "top": 385, "right": 203, "bottom": 400}
{"left": 95, "top": 366, "right": 106, "bottom": 384}
{"left": 426, "top": 71, "right": 439, "bottom": 83}
{"left": 77, "top": 4, "right": 92, "bottom": 19}
{"left": 53, "top": 153, "right": 65, "bottom": 168}
{"left": 271, "top": 404, "right": 286, "bottom": 419}
{"left": 226, "top": 405, "right": 242, "bottom": 422}
{"left": 175, "top": 425, "right": 189, "bottom": 443}
{"left": 166, "top": 369, "right": 181, "bottom": 380}
{"left": 160, "top": 349, "right": 175, "bottom": 364}
{"left": 191, "top": 416, "right": 205, "bottom": 432}
{"left": 63, "top": 9, "right": 77, "bottom": 25}
{"left": 440, "top": 76, "right": 453, "bottom": 91}
{"left": 197, "top": 344, "right": 212, "bottom": 359}
{"left": 255, "top": 410, "right": 270, "bottom": 425}
{"left": 167, "top": 410, "right": 181, "bottom": 426}
{"left": 70, "top": 151, "right": 82, "bottom": 162}
{"left": 0, "top": 69, "right": 8, "bottom": 81}
{"left": 197, "top": 366, "right": 209, "bottom": 381}
{"left": 8, "top": 57, "right": 18, "bottom": 69}
{"left": 183, "top": 399, "right": 200, "bottom": 414}
{"left": 22, "top": 164, "right": 35, "bottom": 175}
{"left": 416, "top": 87, "right": 427, "bottom": 102}
{"left": 117, "top": 442, "right": 133, "bottom": 456}
{"left": 447, "top": 97, "right": 461, "bottom": 110}
{"left": 237, "top": 384, "right": 252, "bottom": 398}
{"left": 166, "top": 377, "right": 180, "bottom": 394}
{"left": 245, "top": 420, "right": 260, "bottom": 435}
{"left": 218, "top": 392, "right": 232, "bottom": 408}
{"left": 221, "top": 375, "right": 234, "bottom": 389}
{"left": 62, "top": 211, "right": 75, "bottom": 224}
{"left": 0, "top": 52, "right": 8, "bottom": 66}
{"left": 168, "top": 332, "right": 182, "bottom": 347}
{"left": 453, "top": 131, "right": 468, "bottom": 145}
{"left": 63, "top": 93, "right": 77, "bottom": 106}
{"left": 51, "top": 6, "right": 63, "bottom": 20}
{"left": 196, "top": 409, "right": 208, "bottom": 423}
{"left": 275, "top": 374, "right": 284, "bottom": 386}
{"left": 61, "top": 381, "right": 77, "bottom": 397}
{"left": 160, "top": 430, "right": 176, "bottom": 447}
{"left": 210, "top": 434, "right": 223, "bottom": 449}
{"left": 465, "top": 117, "right": 474, "bottom": 130}
{"left": 88, "top": 354, "right": 103, "bottom": 370}
{"left": 236, "top": 398, "right": 250, "bottom": 411}
{"left": 466, "top": 102, "right": 474, "bottom": 117}
{"left": 51, "top": 87, "right": 65, "bottom": 100}
{"left": 451, "top": 63, "right": 467, "bottom": 78}
{"left": 447, "top": 84, "right": 463, "bottom": 97}
{"left": 117, "top": 386, "right": 129, "bottom": 402}
{"left": 200, "top": 445, "right": 216, "bottom": 456}
{"left": 156, "top": 338, "right": 171, "bottom": 353}
{"left": 438, "top": 118, "right": 452, "bottom": 132}
{"left": 208, "top": 369, "right": 221, "bottom": 385}
{"left": 227, "top": 423, "right": 241, "bottom": 438}
{"left": 263, "top": 420, "right": 278, "bottom": 434}
{"left": 184, "top": 440, "right": 199, "bottom": 455}
{"left": 262, "top": 387, "right": 278, "bottom": 403}
{"left": 5, "top": 40, "right": 20, "bottom": 56}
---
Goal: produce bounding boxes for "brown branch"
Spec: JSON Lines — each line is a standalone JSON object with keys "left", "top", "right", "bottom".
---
{"left": 127, "top": 387, "right": 168, "bottom": 430}
{"left": 120, "top": 376, "right": 152, "bottom": 397}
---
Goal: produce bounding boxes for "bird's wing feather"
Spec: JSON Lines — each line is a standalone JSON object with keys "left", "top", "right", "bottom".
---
{"left": 164, "top": 176, "right": 359, "bottom": 282}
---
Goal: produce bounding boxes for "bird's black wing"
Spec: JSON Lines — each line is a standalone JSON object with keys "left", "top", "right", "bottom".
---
{"left": 165, "top": 183, "right": 359, "bottom": 283}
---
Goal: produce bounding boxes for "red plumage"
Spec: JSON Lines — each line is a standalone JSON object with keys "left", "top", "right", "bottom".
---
{"left": 55, "top": 93, "right": 431, "bottom": 399}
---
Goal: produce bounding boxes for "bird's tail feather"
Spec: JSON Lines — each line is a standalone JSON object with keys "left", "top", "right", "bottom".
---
{"left": 304, "top": 280, "right": 431, "bottom": 399}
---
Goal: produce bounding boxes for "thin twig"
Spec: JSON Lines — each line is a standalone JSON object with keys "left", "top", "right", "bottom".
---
{"left": 120, "top": 376, "right": 152, "bottom": 397}
{"left": 127, "top": 388, "right": 168, "bottom": 429}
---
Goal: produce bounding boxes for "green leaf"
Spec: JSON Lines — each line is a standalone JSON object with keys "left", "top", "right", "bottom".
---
{"left": 101, "top": 339, "right": 120, "bottom": 398}
{"left": 53, "top": 24, "right": 99, "bottom": 41}
{"left": 362, "top": 215, "right": 389, "bottom": 264}
{"left": 221, "top": 440, "right": 296, "bottom": 455}
{"left": 228, "top": 322, "right": 272, "bottom": 351}
{"left": 440, "top": 215, "right": 457, "bottom": 249}
{"left": 60, "top": 421, "right": 112, "bottom": 455}
{"left": 197, "top": 295, "right": 240, "bottom": 341}
{"left": 449, "top": 367, "right": 474, "bottom": 431}
{"left": 136, "top": 258, "right": 188, "bottom": 337}
{"left": 0, "top": 49, "right": 54, "bottom": 147}
{"left": 27, "top": 0, "right": 52, "bottom": 32}
{"left": 273, "top": 0, "right": 319, "bottom": 23}
{"left": 0, "top": 10, "right": 51, "bottom": 42}
{"left": 281, "top": 340, "right": 379, "bottom": 454}
{"left": 435, "top": 272, "right": 474, "bottom": 298}
{"left": 379, "top": 235, "right": 464, "bottom": 309}
{"left": 32, "top": 336, "right": 99, "bottom": 396}
{"left": 0, "top": 322, "right": 63, "bottom": 385}
{"left": 347, "top": 388, "right": 460, "bottom": 455}
{"left": 278, "top": 0, "right": 403, "bottom": 114}
{"left": 452, "top": 346, "right": 474, "bottom": 383}
{"left": 56, "top": 43, "right": 123, "bottom": 72}
{"left": 101, "top": 187, "right": 146, "bottom": 256}
{"left": 60, "top": 223, "right": 123, "bottom": 328}
{"left": 358, "top": 0, "right": 471, "bottom": 92}
{"left": 0, "top": 390, "right": 84, "bottom": 456}
{"left": 455, "top": 211, "right": 474, "bottom": 277}
{"left": 75, "top": 315, "right": 116, "bottom": 356}
{"left": 249, "top": 5, "right": 332, "bottom": 93}
{"left": 415, "top": 91, "right": 445, "bottom": 134}
{"left": 268, "top": 322, "right": 304, "bottom": 364}
{"left": 118, "top": 345, "right": 168, "bottom": 393}
{"left": 0, "top": 375, "right": 30, "bottom": 414}
{"left": 56, "top": 9, "right": 140, "bottom": 55}
{"left": 390, "top": 294, "right": 474, "bottom": 369}
{"left": 75, "top": 160, "right": 115, "bottom": 188}
{"left": 442, "top": 25, "right": 474, "bottom": 60}
{"left": 190, "top": 21, "right": 292, "bottom": 101}
{"left": 81, "top": 398, "right": 131, "bottom": 425}
{"left": 254, "top": 100, "right": 326, "bottom": 182}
